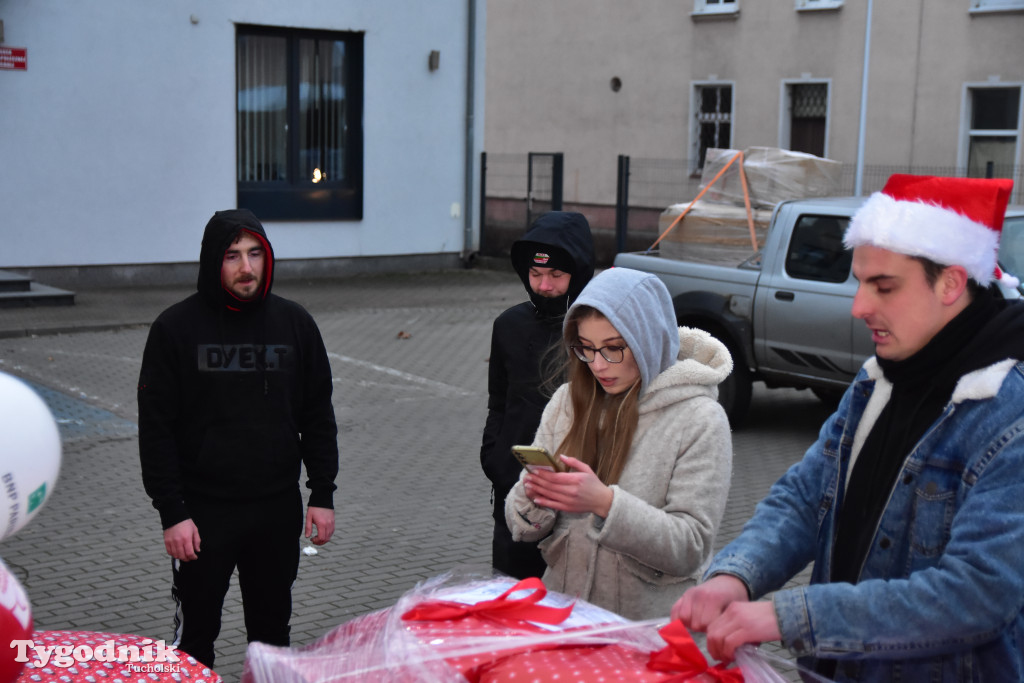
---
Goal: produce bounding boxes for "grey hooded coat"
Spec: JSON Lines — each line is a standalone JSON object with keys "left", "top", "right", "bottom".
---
{"left": 505, "top": 268, "right": 733, "bottom": 619}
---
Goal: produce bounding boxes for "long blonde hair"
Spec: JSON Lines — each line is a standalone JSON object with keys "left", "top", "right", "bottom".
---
{"left": 554, "top": 306, "right": 640, "bottom": 485}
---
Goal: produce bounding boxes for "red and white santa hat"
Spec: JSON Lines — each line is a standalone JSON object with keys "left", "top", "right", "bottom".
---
{"left": 845, "top": 174, "right": 1016, "bottom": 287}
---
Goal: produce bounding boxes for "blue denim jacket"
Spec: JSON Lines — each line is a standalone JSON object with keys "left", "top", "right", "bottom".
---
{"left": 709, "top": 358, "right": 1024, "bottom": 682}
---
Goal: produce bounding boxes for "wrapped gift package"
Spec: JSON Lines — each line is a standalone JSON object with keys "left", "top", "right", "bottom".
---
{"left": 242, "top": 570, "right": 825, "bottom": 683}
{"left": 658, "top": 200, "right": 772, "bottom": 264}
{"left": 700, "top": 147, "right": 842, "bottom": 209}
{"left": 655, "top": 146, "right": 841, "bottom": 263}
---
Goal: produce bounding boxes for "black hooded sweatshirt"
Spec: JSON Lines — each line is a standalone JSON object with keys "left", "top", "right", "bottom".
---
{"left": 138, "top": 209, "right": 339, "bottom": 530}
{"left": 480, "top": 211, "right": 595, "bottom": 517}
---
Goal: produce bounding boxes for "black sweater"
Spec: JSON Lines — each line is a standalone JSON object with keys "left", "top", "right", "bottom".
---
{"left": 138, "top": 210, "right": 338, "bottom": 529}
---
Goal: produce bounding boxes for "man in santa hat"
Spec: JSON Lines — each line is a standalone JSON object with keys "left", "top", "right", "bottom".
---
{"left": 672, "top": 175, "right": 1024, "bottom": 681}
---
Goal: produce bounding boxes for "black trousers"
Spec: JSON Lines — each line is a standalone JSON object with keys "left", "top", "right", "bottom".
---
{"left": 171, "top": 490, "right": 303, "bottom": 668}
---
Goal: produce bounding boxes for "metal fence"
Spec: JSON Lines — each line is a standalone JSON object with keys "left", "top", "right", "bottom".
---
{"left": 480, "top": 151, "right": 564, "bottom": 257}
{"left": 479, "top": 152, "right": 1024, "bottom": 261}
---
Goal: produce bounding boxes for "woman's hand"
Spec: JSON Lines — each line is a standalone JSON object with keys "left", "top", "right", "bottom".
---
{"left": 523, "top": 455, "right": 614, "bottom": 518}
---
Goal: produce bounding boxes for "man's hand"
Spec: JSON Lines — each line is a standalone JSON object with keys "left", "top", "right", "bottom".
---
{"left": 305, "top": 506, "right": 335, "bottom": 545}
{"left": 705, "top": 600, "right": 781, "bottom": 662}
{"left": 671, "top": 574, "right": 749, "bottom": 630}
{"left": 671, "top": 575, "right": 782, "bottom": 662}
{"left": 523, "top": 455, "right": 614, "bottom": 518}
{"left": 164, "top": 519, "right": 201, "bottom": 561}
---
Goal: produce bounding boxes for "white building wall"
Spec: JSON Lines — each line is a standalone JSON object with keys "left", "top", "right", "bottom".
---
{"left": 0, "top": 0, "right": 485, "bottom": 270}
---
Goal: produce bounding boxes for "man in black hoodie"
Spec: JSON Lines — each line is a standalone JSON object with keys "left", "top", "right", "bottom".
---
{"left": 480, "top": 211, "right": 595, "bottom": 579}
{"left": 138, "top": 209, "right": 339, "bottom": 668}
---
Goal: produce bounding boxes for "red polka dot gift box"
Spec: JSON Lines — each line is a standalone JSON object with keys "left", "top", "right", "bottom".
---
{"left": 241, "top": 573, "right": 756, "bottom": 683}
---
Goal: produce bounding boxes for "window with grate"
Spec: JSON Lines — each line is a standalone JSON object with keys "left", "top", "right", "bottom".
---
{"left": 793, "top": 84, "right": 828, "bottom": 118}
{"left": 237, "top": 25, "right": 364, "bottom": 221}
{"left": 790, "top": 83, "right": 828, "bottom": 157}
{"left": 695, "top": 85, "right": 733, "bottom": 170}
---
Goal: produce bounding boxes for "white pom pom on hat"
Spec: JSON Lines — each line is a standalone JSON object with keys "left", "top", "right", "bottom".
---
{"left": 844, "top": 174, "right": 1015, "bottom": 286}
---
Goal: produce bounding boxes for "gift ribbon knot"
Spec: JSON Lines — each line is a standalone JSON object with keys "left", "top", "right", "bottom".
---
{"left": 648, "top": 620, "right": 744, "bottom": 682}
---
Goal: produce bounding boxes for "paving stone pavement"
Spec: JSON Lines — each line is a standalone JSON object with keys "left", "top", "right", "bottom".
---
{"left": 0, "top": 268, "right": 832, "bottom": 681}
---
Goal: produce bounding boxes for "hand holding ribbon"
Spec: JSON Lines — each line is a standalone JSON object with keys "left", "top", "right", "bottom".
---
{"left": 648, "top": 620, "right": 745, "bottom": 682}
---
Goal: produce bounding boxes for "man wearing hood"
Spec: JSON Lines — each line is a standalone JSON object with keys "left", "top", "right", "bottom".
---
{"left": 138, "top": 209, "right": 339, "bottom": 668}
{"left": 673, "top": 175, "right": 1024, "bottom": 681}
{"left": 480, "top": 211, "right": 595, "bottom": 579}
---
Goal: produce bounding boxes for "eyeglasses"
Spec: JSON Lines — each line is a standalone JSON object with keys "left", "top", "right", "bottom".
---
{"left": 570, "top": 344, "right": 627, "bottom": 364}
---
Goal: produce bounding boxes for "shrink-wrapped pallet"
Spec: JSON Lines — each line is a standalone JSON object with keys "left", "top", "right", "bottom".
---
{"left": 700, "top": 147, "right": 842, "bottom": 209}
{"left": 658, "top": 200, "right": 771, "bottom": 264}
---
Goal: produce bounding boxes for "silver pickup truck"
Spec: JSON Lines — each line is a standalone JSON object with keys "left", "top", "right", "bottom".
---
{"left": 614, "top": 196, "right": 1024, "bottom": 426}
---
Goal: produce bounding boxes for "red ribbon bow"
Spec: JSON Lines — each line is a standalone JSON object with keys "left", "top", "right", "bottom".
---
{"left": 400, "top": 577, "right": 575, "bottom": 630}
{"left": 647, "top": 621, "right": 745, "bottom": 682}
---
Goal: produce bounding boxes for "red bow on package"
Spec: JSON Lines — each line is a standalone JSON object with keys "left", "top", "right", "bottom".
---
{"left": 401, "top": 577, "right": 575, "bottom": 630}
{"left": 648, "top": 621, "right": 745, "bottom": 682}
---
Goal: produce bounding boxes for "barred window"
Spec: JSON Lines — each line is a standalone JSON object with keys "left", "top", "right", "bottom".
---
{"left": 792, "top": 84, "right": 828, "bottom": 119}
{"left": 789, "top": 82, "right": 828, "bottom": 157}
{"left": 695, "top": 85, "right": 733, "bottom": 170}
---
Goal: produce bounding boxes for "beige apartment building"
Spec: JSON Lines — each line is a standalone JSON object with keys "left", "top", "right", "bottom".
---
{"left": 484, "top": 0, "right": 1024, "bottom": 219}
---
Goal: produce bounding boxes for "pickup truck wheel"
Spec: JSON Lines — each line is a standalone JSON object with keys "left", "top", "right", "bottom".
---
{"left": 719, "top": 359, "right": 752, "bottom": 429}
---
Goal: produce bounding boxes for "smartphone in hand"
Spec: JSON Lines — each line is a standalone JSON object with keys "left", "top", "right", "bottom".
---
{"left": 512, "top": 445, "right": 568, "bottom": 473}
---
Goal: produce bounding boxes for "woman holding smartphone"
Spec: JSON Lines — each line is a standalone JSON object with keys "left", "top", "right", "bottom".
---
{"left": 505, "top": 267, "right": 733, "bottom": 620}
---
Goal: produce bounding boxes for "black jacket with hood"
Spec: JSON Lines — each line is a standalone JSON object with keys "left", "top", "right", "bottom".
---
{"left": 138, "top": 209, "right": 339, "bottom": 530}
{"left": 480, "top": 211, "right": 595, "bottom": 523}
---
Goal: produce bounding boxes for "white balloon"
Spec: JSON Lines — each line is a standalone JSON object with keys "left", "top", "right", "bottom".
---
{"left": 0, "top": 373, "right": 61, "bottom": 541}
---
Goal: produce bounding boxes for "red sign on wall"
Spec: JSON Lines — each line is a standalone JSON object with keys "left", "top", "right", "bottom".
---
{"left": 0, "top": 47, "right": 27, "bottom": 71}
